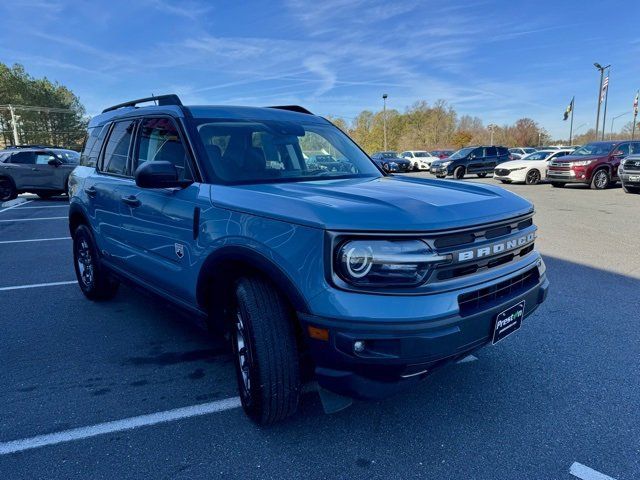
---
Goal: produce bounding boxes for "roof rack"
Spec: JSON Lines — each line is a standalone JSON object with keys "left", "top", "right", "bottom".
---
{"left": 102, "top": 94, "right": 183, "bottom": 114}
{"left": 4, "top": 144, "right": 54, "bottom": 150}
{"left": 268, "top": 105, "right": 313, "bottom": 115}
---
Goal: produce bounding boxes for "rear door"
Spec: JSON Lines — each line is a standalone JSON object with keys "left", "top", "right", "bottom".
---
{"left": 116, "top": 116, "right": 206, "bottom": 300}
{"left": 2, "top": 151, "right": 37, "bottom": 189}
{"left": 84, "top": 119, "right": 137, "bottom": 261}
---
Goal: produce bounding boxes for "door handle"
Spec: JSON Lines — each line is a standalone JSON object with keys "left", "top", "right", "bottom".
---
{"left": 121, "top": 195, "right": 141, "bottom": 208}
{"left": 84, "top": 186, "right": 97, "bottom": 197}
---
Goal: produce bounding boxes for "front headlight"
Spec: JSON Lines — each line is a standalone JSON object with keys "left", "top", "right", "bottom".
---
{"left": 573, "top": 160, "right": 593, "bottom": 166}
{"left": 335, "top": 239, "right": 446, "bottom": 287}
{"left": 619, "top": 161, "right": 625, "bottom": 171}
{"left": 440, "top": 161, "right": 452, "bottom": 167}
{"left": 511, "top": 167, "right": 526, "bottom": 171}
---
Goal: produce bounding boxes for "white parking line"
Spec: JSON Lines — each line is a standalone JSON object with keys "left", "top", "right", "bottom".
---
{"left": 0, "top": 397, "right": 242, "bottom": 455}
{"left": 13, "top": 205, "right": 69, "bottom": 210}
{"left": 570, "top": 462, "right": 617, "bottom": 480}
{"left": 0, "top": 199, "right": 32, "bottom": 213}
{"left": 0, "top": 281, "right": 77, "bottom": 292}
{"left": 0, "top": 216, "right": 67, "bottom": 223}
{"left": 0, "top": 237, "right": 71, "bottom": 245}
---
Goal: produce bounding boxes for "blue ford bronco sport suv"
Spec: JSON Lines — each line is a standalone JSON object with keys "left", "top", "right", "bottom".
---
{"left": 69, "top": 95, "right": 548, "bottom": 424}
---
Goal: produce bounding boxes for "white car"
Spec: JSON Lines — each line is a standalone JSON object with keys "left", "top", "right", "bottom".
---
{"left": 508, "top": 147, "right": 537, "bottom": 160}
{"left": 400, "top": 151, "right": 438, "bottom": 171}
{"left": 494, "top": 149, "right": 573, "bottom": 185}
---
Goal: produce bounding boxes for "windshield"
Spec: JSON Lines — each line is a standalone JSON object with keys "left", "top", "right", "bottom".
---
{"left": 193, "top": 120, "right": 381, "bottom": 183}
{"left": 571, "top": 143, "right": 615, "bottom": 156}
{"left": 448, "top": 147, "right": 474, "bottom": 160}
{"left": 522, "top": 151, "right": 551, "bottom": 160}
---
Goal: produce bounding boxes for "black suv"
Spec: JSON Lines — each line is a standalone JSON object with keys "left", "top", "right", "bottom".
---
{"left": 430, "top": 146, "right": 510, "bottom": 179}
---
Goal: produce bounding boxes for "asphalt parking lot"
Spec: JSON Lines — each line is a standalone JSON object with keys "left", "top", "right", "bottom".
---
{"left": 0, "top": 178, "right": 638, "bottom": 480}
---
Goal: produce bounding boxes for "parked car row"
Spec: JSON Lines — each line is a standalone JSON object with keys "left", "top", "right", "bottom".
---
{"left": 400, "top": 141, "right": 640, "bottom": 194}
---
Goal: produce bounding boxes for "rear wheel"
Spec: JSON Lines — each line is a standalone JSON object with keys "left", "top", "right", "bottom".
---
{"left": 623, "top": 185, "right": 640, "bottom": 194}
{"left": 590, "top": 169, "right": 610, "bottom": 190}
{"left": 232, "top": 276, "right": 301, "bottom": 425}
{"left": 73, "top": 225, "right": 119, "bottom": 301}
{"left": 525, "top": 169, "right": 541, "bottom": 185}
{"left": 551, "top": 182, "right": 565, "bottom": 188}
{"left": 0, "top": 177, "right": 17, "bottom": 202}
{"left": 454, "top": 166, "right": 466, "bottom": 179}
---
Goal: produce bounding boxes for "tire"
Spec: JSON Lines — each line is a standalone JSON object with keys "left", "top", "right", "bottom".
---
{"left": 622, "top": 185, "right": 640, "bottom": 194}
{"left": 73, "top": 225, "right": 119, "bottom": 301}
{"left": 0, "top": 177, "right": 17, "bottom": 202}
{"left": 590, "top": 169, "right": 610, "bottom": 190}
{"left": 477, "top": 172, "right": 488, "bottom": 178}
{"left": 525, "top": 169, "right": 541, "bottom": 185}
{"left": 551, "top": 182, "right": 565, "bottom": 188}
{"left": 453, "top": 166, "right": 466, "bottom": 179}
{"left": 232, "top": 276, "right": 301, "bottom": 425}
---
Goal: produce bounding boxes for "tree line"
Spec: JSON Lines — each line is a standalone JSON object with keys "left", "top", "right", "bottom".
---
{"left": 0, "top": 63, "right": 86, "bottom": 150}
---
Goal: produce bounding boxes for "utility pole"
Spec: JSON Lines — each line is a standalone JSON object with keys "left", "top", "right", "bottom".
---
{"left": 593, "top": 62, "right": 610, "bottom": 141}
{"left": 601, "top": 68, "right": 610, "bottom": 140}
{"left": 8, "top": 104, "right": 20, "bottom": 146}
{"left": 382, "top": 93, "right": 388, "bottom": 151}
{"left": 633, "top": 90, "right": 639, "bottom": 141}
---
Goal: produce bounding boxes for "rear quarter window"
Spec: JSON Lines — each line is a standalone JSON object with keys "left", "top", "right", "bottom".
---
{"left": 81, "top": 125, "right": 108, "bottom": 168}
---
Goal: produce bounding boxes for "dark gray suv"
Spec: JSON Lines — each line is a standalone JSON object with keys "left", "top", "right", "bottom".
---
{"left": 0, "top": 147, "right": 79, "bottom": 201}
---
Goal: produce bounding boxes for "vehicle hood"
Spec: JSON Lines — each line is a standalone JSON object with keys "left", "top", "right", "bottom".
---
{"left": 496, "top": 160, "right": 544, "bottom": 169}
{"left": 210, "top": 176, "right": 533, "bottom": 231}
{"left": 549, "top": 154, "right": 603, "bottom": 163}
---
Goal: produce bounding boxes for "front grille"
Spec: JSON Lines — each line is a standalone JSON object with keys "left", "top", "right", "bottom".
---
{"left": 458, "top": 267, "right": 539, "bottom": 317}
{"left": 430, "top": 214, "right": 536, "bottom": 281}
{"left": 623, "top": 160, "right": 640, "bottom": 172}
{"left": 495, "top": 169, "right": 510, "bottom": 176}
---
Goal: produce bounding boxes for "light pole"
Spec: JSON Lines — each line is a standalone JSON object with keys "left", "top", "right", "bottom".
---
{"left": 609, "top": 111, "right": 631, "bottom": 140}
{"left": 487, "top": 123, "right": 497, "bottom": 145}
{"left": 8, "top": 105, "right": 20, "bottom": 146}
{"left": 593, "top": 62, "right": 610, "bottom": 141}
{"left": 382, "top": 93, "right": 388, "bottom": 151}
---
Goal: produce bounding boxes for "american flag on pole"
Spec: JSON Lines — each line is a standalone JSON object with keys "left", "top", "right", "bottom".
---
{"left": 600, "top": 75, "right": 609, "bottom": 103}
{"left": 634, "top": 91, "right": 639, "bottom": 116}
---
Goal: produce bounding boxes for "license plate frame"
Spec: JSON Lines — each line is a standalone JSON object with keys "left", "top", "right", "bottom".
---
{"left": 492, "top": 301, "right": 525, "bottom": 344}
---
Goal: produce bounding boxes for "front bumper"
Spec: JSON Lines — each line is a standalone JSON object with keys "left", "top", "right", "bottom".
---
{"left": 620, "top": 172, "right": 640, "bottom": 186}
{"left": 299, "top": 258, "right": 549, "bottom": 400}
{"left": 494, "top": 169, "right": 528, "bottom": 183}
{"left": 430, "top": 165, "right": 451, "bottom": 176}
{"left": 547, "top": 168, "right": 589, "bottom": 183}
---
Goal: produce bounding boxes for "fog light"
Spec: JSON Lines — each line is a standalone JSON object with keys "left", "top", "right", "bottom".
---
{"left": 353, "top": 341, "right": 365, "bottom": 353}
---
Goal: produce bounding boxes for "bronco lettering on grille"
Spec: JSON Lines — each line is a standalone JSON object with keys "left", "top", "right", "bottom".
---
{"left": 457, "top": 233, "right": 535, "bottom": 262}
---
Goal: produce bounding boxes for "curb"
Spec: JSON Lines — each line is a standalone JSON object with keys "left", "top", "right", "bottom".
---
{"left": 0, "top": 197, "right": 28, "bottom": 209}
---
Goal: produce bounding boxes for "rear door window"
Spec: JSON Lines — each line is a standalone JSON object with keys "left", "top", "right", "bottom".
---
{"left": 486, "top": 146, "right": 497, "bottom": 156}
{"left": 8, "top": 151, "right": 36, "bottom": 164}
{"left": 102, "top": 120, "right": 135, "bottom": 176}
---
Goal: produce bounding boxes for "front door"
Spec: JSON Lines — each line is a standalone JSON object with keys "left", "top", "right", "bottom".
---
{"left": 468, "top": 147, "right": 485, "bottom": 173}
{"left": 116, "top": 116, "right": 205, "bottom": 300}
{"left": 483, "top": 146, "right": 498, "bottom": 171}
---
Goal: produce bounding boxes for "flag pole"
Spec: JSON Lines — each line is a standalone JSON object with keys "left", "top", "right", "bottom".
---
{"left": 569, "top": 97, "right": 574, "bottom": 145}
{"left": 633, "top": 90, "right": 639, "bottom": 141}
{"left": 601, "top": 69, "right": 610, "bottom": 140}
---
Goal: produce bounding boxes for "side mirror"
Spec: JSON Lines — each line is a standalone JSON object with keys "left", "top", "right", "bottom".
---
{"left": 135, "top": 161, "right": 183, "bottom": 189}
{"left": 48, "top": 158, "right": 62, "bottom": 167}
{"left": 612, "top": 150, "right": 624, "bottom": 157}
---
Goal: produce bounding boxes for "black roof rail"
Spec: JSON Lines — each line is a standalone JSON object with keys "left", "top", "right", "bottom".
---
{"left": 102, "top": 94, "right": 183, "bottom": 113}
{"left": 268, "top": 105, "right": 313, "bottom": 115}
{"left": 4, "top": 144, "right": 54, "bottom": 150}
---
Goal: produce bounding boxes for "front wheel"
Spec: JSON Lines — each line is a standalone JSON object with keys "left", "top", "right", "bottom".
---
{"left": 232, "top": 277, "right": 301, "bottom": 425}
{"left": 525, "top": 169, "right": 541, "bottom": 185}
{"left": 73, "top": 225, "right": 119, "bottom": 301}
{"left": 590, "top": 169, "right": 610, "bottom": 190}
{"left": 453, "top": 166, "right": 466, "bottom": 179}
{"left": 0, "top": 177, "right": 17, "bottom": 202}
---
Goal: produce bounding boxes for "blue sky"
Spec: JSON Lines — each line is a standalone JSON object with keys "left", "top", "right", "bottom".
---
{"left": 1, "top": 0, "right": 638, "bottom": 138}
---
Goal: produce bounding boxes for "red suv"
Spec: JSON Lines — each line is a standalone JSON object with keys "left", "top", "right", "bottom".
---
{"left": 546, "top": 141, "right": 640, "bottom": 189}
